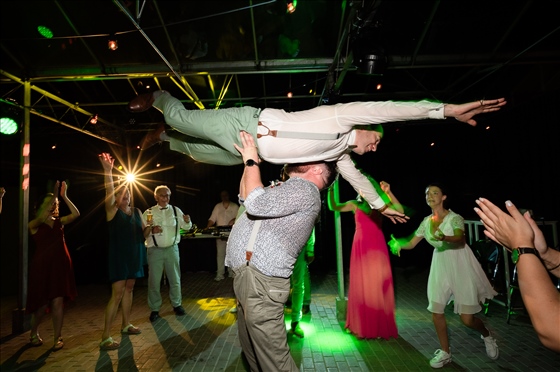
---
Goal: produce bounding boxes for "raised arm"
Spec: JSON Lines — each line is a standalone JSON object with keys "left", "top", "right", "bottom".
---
{"left": 379, "top": 181, "right": 404, "bottom": 214}
{"left": 59, "top": 181, "right": 80, "bottom": 225}
{"left": 29, "top": 181, "right": 60, "bottom": 232}
{"left": 98, "top": 153, "right": 118, "bottom": 220}
{"left": 474, "top": 198, "right": 560, "bottom": 351}
{"left": 234, "top": 131, "right": 263, "bottom": 201}
{"left": 525, "top": 214, "right": 560, "bottom": 278}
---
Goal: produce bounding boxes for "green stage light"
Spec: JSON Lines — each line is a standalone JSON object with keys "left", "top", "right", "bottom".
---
{"left": 37, "top": 25, "right": 53, "bottom": 38}
{"left": 0, "top": 117, "right": 18, "bottom": 135}
{"left": 0, "top": 99, "right": 20, "bottom": 135}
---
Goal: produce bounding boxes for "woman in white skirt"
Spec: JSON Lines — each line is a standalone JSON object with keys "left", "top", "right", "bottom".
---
{"left": 388, "top": 183, "right": 499, "bottom": 368}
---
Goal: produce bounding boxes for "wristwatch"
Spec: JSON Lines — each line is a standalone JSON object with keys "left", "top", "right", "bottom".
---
{"left": 245, "top": 159, "right": 258, "bottom": 167}
{"left": 512, "top": 247, "right": 539, "bottom": 264}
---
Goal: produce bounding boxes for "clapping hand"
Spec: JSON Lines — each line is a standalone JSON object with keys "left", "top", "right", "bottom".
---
{"left": 474, "top": 198, "right": 534, "bottom": 251}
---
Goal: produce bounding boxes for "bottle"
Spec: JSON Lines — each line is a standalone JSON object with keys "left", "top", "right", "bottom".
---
{"left": 146, "top": 208, "right": 153, "bottom": 226}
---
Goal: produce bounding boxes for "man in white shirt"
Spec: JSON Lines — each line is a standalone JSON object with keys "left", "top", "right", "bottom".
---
{"left": 143, "top": 185, "right": 192, "bottom": 322}
{"left": 129, "top": 91, "right": 506, "bottom": 224}
{"left": 206, "top": 190, "right": 239, "bottom": 281}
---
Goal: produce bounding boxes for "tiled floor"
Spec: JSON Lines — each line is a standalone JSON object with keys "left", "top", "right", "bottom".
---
{"left": 1, "top": 267, "right": 558, "bottom": 371}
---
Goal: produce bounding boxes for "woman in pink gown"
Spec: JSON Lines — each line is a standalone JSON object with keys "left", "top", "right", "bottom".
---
{"left": 328, "top": 180, "right": 402, "bottom": 339}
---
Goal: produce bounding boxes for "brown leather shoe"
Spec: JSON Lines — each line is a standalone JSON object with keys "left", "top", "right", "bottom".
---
{"left": 128, "top": 92, "right": 155, "bottom": 113}
{"left": 139, "top": 123, "right": 166, "bottom": 150}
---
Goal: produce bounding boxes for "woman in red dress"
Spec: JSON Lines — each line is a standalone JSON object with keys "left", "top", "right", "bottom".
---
{"left": 27, "top": 180, "right": 80, "bottom": 350}
{"left": 328, "top": 179, "right": 402, "bottom": 339}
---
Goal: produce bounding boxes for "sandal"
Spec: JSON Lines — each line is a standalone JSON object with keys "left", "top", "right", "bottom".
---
{"left": 99, "top": 337, "right": 120, "bottom": 350}
{"left": 30, "top": 334, "right": 43, "bottom": 347}
{"left": 52, "top": 337, "right": 64, "bottom": 351}
{"left": 121, "top": 324, "right": 141, "bottom": 335}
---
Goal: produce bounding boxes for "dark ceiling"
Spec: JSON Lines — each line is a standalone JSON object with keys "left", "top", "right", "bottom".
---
{"left": 1, "top": 0, "right": 559, "bottom": 147}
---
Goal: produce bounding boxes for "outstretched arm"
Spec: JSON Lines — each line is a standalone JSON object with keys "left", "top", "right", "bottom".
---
{"left": 327, "top": 182, "right": 357, "bottom": 213}
{"left": 444, "top": 98, "right": 506, "bottom": 126}
{"left": 59, "top": 181, "right": 80, "bottom": 225}
{"left": 388, "top": 233, "right": 423, "bottom": 257}
{"left": 474, "top": 198, "right": 560, "bottom": 351}
{"left": 336, "top": 155, "right": 408, "bottom": 224}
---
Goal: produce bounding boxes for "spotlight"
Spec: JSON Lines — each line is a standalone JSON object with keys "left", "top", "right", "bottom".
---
{"left": 0, "top": 98, "right": 20, "bottom": 136}
{"left": 108, "top": 38, "right": 118, "bottom": 51}
{"left": 37, "top": 25, "right": 53, "bottom": 39}
{"left": 351, "top": 13, "right": 387, "bottom": 75}
{"left": 0, "top": 117, "right": 18, "bottom": 135}
{"left": 90, "top": 114, "right": 98, "bottom": 124}
{"left": 357, "top": 53, "right": 386, "bottom": 75}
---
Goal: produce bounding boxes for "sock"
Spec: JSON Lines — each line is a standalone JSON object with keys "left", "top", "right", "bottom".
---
{"left": 160, "top": 131, "right": 170, "bottom": 141}
{"left": 153, "top": 90, "right": 167, "bottom": 99}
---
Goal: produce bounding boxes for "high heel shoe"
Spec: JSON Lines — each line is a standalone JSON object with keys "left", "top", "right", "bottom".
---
{"left": 30, "top": 333, "right": 43, "bottom": 347}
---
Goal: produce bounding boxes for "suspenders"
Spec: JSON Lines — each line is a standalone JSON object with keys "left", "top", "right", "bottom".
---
{"left": 257, "top": 122, "right": 341, "bottom": 140}
{"left": 151, "top": 205, "right": 178, "bottom": 247}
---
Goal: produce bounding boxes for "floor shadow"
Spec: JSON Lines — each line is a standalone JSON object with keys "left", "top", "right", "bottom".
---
{"left": 147, "top": 310, "right": 236, "bottom": 369}
{"left": 0, "top": 344, "right": 52, "bottom": 372}
{"left": 354, "top": 335, "right": 468, "bottom": 371}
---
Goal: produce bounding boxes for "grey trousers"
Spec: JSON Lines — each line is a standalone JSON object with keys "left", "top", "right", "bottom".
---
{"left": 147, "top": 244, "right": 182, "bottom": 311}
{"left": 154, "top": 92, "right": 260, "bottom": 165}
{"left": 232, "top": 264, "right": 298, "bottom": 372}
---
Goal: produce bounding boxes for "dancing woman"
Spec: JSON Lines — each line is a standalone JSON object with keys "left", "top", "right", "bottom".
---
{"left": 389, "top": 183, "right": 498, "bottom": 368}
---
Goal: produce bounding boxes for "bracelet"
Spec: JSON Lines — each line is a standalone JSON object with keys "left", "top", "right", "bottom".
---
{"left": 377, "top": 202, "right": 392, "bottom": 213}
{"left": 547, "top": 261, "right": 560, "bottom": 271}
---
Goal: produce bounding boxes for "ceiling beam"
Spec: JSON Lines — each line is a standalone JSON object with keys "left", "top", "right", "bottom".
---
{"left": 3, "top": 49, "right": 556, "bottom": 84}
{"left": 1, "top": 69, "right": 124, "bottom": 145}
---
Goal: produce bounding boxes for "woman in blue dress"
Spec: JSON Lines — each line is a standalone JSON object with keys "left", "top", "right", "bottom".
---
{"left": 98, "top": 152, "right": 148, "bottom": 350}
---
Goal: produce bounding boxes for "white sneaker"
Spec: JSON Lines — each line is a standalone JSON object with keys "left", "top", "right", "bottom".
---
{"left": 430, "top": 349, "right": 452, "bottom": 368}
{"left": 482, "top": 334, "right": 499, "bottom": 360}
{"left": 214, "top": 276, "right": 224, "bottom": 282}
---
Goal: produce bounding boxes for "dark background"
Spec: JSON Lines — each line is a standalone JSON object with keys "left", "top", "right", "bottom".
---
{"left": 1, "top": 1, "right": 559, "bottom": 296}
{"left": 1, "top": 89, "right": 558, "bottom": 296}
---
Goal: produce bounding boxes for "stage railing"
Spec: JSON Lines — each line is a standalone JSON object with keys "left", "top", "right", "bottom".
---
{"left": 464, "top": 219, "right": 558, "bottom": 317}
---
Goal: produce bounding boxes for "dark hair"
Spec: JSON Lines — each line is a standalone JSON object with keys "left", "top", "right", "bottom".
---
{"left": 33, "top": 193, "right": 55, "bottom": 217}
